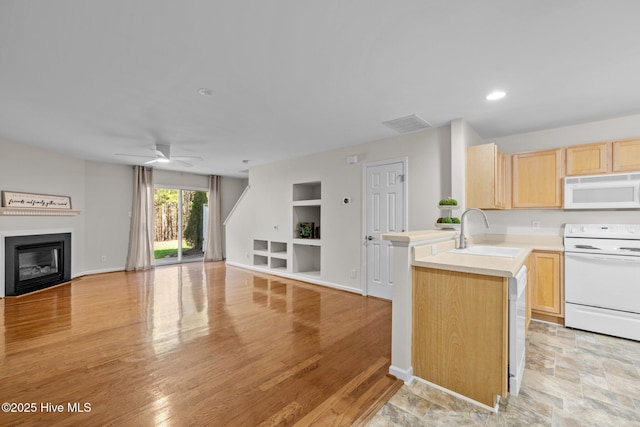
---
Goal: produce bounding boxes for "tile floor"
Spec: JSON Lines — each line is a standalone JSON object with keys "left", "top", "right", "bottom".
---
{"left": 367, "top": 321, "right": 640, "bottom": 426}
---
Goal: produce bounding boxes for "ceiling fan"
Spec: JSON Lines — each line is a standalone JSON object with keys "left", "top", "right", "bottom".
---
{"left": 116, "top": 143, "right": 203, "bottom": 167}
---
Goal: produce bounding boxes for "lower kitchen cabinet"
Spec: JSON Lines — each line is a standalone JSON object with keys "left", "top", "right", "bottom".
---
{"left": 412, "top": 266, "right": 508, "bottom": 407}
{"left": 529, "top": 251, "right": 564, "bottom": 325}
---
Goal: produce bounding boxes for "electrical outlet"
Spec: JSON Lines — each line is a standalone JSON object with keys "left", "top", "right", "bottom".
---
{"left": 532, "top": 220, "right": 541, "bottom": 229}
{"left": 101, "top": 255, "right": 107, "bottom": 262}
{"left": 245, "top": 252, "right": 249, "bottom": 259}
{"left": 350, "top": 269, "right": 357, "bottom": 279}
{"left": 431, "top": 245, "right": 438, "bottom": 255}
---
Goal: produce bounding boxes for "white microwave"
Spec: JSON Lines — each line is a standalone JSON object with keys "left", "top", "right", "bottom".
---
{"left": 564, "top": 172, "right": 640, "bottom": 209}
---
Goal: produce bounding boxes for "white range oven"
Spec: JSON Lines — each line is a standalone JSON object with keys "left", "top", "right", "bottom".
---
{"left": 564, "top": 224, "right": 640, "bottom": 341}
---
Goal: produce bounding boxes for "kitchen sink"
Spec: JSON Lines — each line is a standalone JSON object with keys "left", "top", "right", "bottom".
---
{"left": 448, "top": 245, "right": 524, "bottom": 258}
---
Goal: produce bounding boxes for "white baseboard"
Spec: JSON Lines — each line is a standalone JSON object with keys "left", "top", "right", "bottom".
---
{"left": 389, "top": 365, "right": 413, "bottom": 382}
{"left": 73, "top": 267, "right": 124, "bottom": 278}
{"left": 225, "top": 261, "right": 362, "bottom": 295}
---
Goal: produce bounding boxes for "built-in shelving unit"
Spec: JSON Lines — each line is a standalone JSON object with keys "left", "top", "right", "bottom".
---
{"left": 249, "top": 181, "right": 322, "bottom": 282}
{"left": 253, "top": 239, "right": 288, "bottom": 271}
{"left": 292, "top": 181, "right": 321, "bottom": 276}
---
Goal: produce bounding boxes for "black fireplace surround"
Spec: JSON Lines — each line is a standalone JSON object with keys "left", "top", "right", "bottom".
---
{"left": 5, "top": 233, "right": 71, "bottom": 296}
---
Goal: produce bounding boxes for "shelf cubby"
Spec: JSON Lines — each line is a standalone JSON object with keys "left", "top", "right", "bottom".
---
{"left": 253, "top": 239, "right": 268, "bottom": 252}
{"left": 270, "top": 257, "right": 287, "bottom": 270}
{"left": 253, "top": 254, "right": 268, "bottom": 267}
{"left": 270, "top": 241, "right": 287, "bottom": 255}
{"left": 292, "top": 244, "right": 321, "bottom": 275}
{"left": 292, "top": 181, "right": 321, "bottom": 202}
{"left": 293, "top": 205, "right": 321, "bottom": 239}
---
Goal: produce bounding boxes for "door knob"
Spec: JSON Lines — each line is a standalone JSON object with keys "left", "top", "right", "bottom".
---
{"left": 367, "top": 236, "right": 374, "bottom": 240}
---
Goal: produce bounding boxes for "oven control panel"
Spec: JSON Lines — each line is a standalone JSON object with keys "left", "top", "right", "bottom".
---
{"left": 565, "top": 224, "right": 640, "bottom": 239}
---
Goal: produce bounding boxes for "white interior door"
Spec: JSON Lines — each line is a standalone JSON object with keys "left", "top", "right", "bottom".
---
{"left": 364, "top": 161, "right": 405, "bottom": 300}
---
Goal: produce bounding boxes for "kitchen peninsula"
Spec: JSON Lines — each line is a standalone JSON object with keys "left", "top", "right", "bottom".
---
{"left": 382, "top": 230, "right": 563, "bottom": 410}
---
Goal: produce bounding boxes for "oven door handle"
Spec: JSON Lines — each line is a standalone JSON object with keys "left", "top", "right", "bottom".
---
{"left": 565, "top": 253, "right": 640, "bottom": 263}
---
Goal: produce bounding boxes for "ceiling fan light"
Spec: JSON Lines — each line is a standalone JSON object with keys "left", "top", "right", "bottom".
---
{"left": 486, "top": 91, "right": 506, "bottom": 101}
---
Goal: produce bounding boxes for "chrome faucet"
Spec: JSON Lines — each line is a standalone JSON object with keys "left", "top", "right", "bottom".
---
{"left": 458, "top": 208, "right": 490, "bottom": 249}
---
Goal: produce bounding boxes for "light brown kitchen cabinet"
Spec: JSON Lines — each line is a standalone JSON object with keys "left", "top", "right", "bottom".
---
{"left": 512, "top": 148, "right": 564, "bottom": 208}
{"left": 412, "top": 266, "right": 508, "bottom": 407}
{"left": 565, "top": 142, "right": 611, "bottom": 176}
{"left": 612, "top": 138, "right": 640, "bottom": 172}
{"left": 530, "top": 251, "right": 564, "bottom": 325}
{"left": 466, "top": 143, "right": 509, "bottom": 209}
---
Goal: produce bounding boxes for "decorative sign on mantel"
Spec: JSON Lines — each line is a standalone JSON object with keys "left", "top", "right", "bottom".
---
{"left": 1, "top": 191, "right": 72, "bottom": 210}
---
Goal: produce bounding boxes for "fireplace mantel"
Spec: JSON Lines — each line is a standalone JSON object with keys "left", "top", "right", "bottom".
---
{"left": 0, "top": 207, "right": 80, "bottom": 216}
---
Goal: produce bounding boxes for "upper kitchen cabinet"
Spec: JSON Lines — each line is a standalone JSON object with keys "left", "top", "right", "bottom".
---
{"left": 466, "top": 143, "right": 509, "bottom": 209}
{"left": 565, "top": 142, "right": 611, "bottom": 176}
{"left": 512, "top": 148, "right": 564, "bottom": 208}
{"left": 612, "top": 138, "right": 640, "bottom": 172}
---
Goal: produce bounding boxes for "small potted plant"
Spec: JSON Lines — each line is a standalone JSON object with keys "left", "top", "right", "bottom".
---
{"left": 297, "top": 222, "right": 314, "bottom": 238}
{"left": 438, "top": 197, "right": 458, "bottom": 206}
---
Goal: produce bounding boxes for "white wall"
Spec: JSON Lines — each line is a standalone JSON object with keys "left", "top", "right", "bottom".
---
{"left": 0, "top": 138, "right": 87, "bottom": 277}
{"left": 83, "top": 161, "right": 133, "bottom": 273}
{"left": 491, "top": 113, "right": 640, "bottom": 153}
{"left": 225, "top": 125, "right": 451, "bottom": 292}
{"left": 451, "top": 118, "right": 483, "bottom": 211}
{"left": 465, "top": 113, "right": 640, "bottom": 236}
{"left": 154, "top": 170, "right": 208, "bottom": 190}
{"left": 220, "top": 177, "right": 248, "bottom": 257}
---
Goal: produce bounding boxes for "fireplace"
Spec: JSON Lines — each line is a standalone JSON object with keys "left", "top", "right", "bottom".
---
{"left": 5, "top": 233, "right": 71, "bottom": 296}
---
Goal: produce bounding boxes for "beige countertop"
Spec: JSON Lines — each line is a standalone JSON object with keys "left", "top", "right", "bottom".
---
{"left": 411, "top": 233, "right": 564, "bottom": 278}
{"left": 381, "top": 229, "right": 458, "bottom": 243}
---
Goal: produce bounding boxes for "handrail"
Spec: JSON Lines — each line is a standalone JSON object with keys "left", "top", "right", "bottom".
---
{"left": 223, "top": 185, "right": 250, "bottom": 226}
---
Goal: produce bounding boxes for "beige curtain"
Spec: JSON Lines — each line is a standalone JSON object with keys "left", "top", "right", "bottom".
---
{"left": 204, "top": 175, "right": 223, "bottom": 261}
{"left": 125, "top": 166, "right": 155, "bottom": 271}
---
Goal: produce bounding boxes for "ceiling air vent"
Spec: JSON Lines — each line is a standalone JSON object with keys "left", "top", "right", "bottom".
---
{"left": 382, "top": 114, "right": 432, "bottom": 134}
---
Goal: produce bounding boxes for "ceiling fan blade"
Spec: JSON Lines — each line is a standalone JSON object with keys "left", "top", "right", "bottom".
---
{"left": 172, "top": 159, "right": 194, "bottom": 167}
{"left": 172, "top": 155, "right": 203, "bottom": 161}
{"left": 115, "top": 153, "right": 157, "bottom": 159}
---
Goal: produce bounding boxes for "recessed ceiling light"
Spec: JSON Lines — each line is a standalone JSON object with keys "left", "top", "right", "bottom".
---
{"left": 156, "top": 158, "right": 170, "bottom": 163}
{"left": 198, "top": 88, "right": 212, "bottom": 96}
{"left": 486, "top": 91, "right": 506, "bottom": 101}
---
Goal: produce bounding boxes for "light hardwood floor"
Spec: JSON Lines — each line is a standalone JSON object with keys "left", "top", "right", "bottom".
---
{"left": 0, "top": 262, "right": 400, "bottom": 426}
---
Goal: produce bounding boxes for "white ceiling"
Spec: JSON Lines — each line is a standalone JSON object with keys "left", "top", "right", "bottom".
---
{"left": 2, "top": 1, "right": 640, "bottom": 177}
